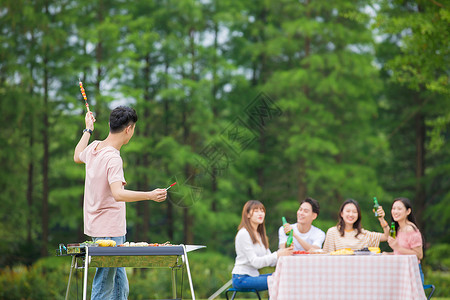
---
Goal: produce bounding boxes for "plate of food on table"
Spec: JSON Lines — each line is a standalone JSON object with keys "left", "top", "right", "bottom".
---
{"left": 330, "top": 248, "right": 354, "bottom": 255}
{"left": 293, "top": 250, "right": 310, "bottom": 255}
{"left": 329, "top": 247, "right": 381, "bottom": 256}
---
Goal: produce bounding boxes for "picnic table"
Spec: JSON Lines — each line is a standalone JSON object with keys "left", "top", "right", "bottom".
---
{"left": 268, "top": 254, "right": 426, "bottom": 300}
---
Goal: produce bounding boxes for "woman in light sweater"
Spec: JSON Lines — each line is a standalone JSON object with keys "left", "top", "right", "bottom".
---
{"left": 231, "top": 200, "right": 293, "bottom": 291}
{"left": 323, "top": 199, "right": 390, "bottom": 253}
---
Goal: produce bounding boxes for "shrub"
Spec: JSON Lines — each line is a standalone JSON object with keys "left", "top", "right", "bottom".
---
{"left": 425, "top": 244, "right": 450, "bottom": 271}
{"left": 0, "top": 251, "right": 235, "bottom": 299}
{"left": 426, "top": 271, "right": 450, "bottom": 298}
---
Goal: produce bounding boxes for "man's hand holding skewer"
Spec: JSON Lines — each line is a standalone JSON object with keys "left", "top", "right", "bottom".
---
{"left": 85, "top": 111, "right": 96, "bottom": 131}
{"left": 148, "top": 189, "right": 167, "bottom": 202}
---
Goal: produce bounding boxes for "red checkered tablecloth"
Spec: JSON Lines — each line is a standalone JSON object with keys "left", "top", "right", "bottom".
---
{"left": 268, "top": 254, "right": 426, "bottom": 300}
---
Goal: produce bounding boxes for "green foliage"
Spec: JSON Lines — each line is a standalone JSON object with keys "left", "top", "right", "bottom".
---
{"left": 425, "top": 244, "right": 450, "bottom": 272}
{"left": 0, "top": 253, "right": 235, "bottom": 300}
{"left": 425, "top": 271, "right": 450, "bottom": 298}
{"left": 0, "top": 257, "right": 70, "bottom": 300}
{"left": 0, "top": 1, "right": 449, "bottom": 298}
{"left": 375, "top": 0, "right": 450, "bottom": 153}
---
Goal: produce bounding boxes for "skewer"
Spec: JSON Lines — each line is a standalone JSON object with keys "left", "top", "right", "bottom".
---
{"left": 165, "top": 182, "right": 177, "bottom": 190}
{"left": 79, "top": 78, "right": 91, "bottom": 113}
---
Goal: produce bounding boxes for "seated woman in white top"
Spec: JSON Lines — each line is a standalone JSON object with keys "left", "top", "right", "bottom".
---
{"left": 323, "top": 199, "right": 390, "bottom": 253}
{"left": 231, "top": 200, "right": 293, "bottom": 291}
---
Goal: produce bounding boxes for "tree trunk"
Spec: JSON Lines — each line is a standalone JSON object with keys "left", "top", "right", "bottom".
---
{"left": 211, "top": 22, "right": 219, "bottom": 212}
{"left": 414, "top": 0, "right": 426, "bottom": 233}
{"left": 414, "top": 106, "right": 426, "bottom": 230}
{"left": 41, "top": 57, "right": 49, "bottom": 257}
{"left": 78, "top": 194, "right": 85, "bottom": 241}
{"left": 27, "top": 124, "right": 34, "bottom": 244}
{"left": 257, "top": 134, "right": 266, "bottom": 188}
{"left": 183, "top": 166, "right": 194, "bottom": 244}
{"left": 137, "top": 53, "right": 152, "bottom": 241}
{"left": 297, "top": 10, "right": 310, "bottom": 203}
{"left": 94, "top": 0, "right": 104, "bottom": 140}
{"left": 181, "top": 27, "right": 198, "bottom": 245}
{"left": 183, "top": 207, "right": 194, "bottom": 244}
{"left": 27, "top": 65, "right": 34, "bottom": 245}
{"left": 297, "top": 158, "right": 307, "bottom": 202}
{"left": 163, "top": 60, "right": 174, "bottom": 240}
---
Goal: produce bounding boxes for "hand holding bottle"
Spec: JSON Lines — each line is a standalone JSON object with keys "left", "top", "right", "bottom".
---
{"left": 283, "top": 223, "right": 293, "bottom": 235}
{"left": 388, "top": 236, "right": 398, "bottom": 250}
{"left": 376, "top": 206, "right": 385, "bottom": 219}
{"left": 282, "top": 216, "right": 294, "bottom": 247}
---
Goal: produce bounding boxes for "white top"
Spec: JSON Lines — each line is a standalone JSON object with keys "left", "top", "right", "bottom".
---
{"left": 278, "top": 224, "right": 325, "bottom": 251}
{"left": 232, "top": 228, "right": 278, "bottom": 277}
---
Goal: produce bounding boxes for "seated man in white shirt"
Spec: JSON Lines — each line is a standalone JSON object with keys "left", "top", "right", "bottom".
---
{"left": 278, "top": 197, "right": 325, "bottom": 251}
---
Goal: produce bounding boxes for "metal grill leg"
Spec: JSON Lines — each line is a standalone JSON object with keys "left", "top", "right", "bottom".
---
{"left": 83, "top": 248, "right": 89, "bottom": 300}
{"left": 182, "top": 245, "right": 196, "bottom": 300}
{"left": 65, "top": 255, "right": 76, "bottom": 300}
{"left": 172, "top": 268, "right": 177, "bottom": 299}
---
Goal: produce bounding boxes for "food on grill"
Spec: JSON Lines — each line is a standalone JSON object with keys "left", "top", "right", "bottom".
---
{"left": 120, "top": 242, "right": 149, "bottom": 247}
{"left": 118, "top": 241, "right": 173, "bottom": 247}
{"left": 80, "top": 241, "right": 97, "bottom": 247}
{"left": 95, "top": 240, "right": 116, "bottom": 247}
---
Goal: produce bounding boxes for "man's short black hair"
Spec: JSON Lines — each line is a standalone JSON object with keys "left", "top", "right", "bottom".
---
{"left": 109, "top": 106, "right": 138, "bottom": 133}
{"left": 301, "top": 197, "right": 320, "bottom": 216}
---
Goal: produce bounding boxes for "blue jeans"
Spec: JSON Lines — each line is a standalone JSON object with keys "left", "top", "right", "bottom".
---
{"left": 232, "top": 273, "right": 271, "bottom": 291}
{"left": 91, "top": 236, "right": 129, "bottom": 300}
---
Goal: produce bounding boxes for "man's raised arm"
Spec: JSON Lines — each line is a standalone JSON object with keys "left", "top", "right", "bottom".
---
{"left": 74, "top": 112, "right": 95, "bottom": 163}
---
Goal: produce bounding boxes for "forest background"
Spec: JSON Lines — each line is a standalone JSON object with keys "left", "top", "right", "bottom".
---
{"left": 0, "top": 0, "right": 449, "bottom": 298}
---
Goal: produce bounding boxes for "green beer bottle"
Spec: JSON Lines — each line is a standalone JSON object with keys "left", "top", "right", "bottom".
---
{"left": 390, "top": 222, "right": 396, "bottom": 239}
{"left": 373, "top": 197, "right": 380, "bottom": 217}
{"left": 282, "top": 217, "right": 293, "bottom": 246}
{"left": 286, "top": 230, "right": 294, "bottom": 247}
{"left": 282, "top": 217, "right": 291, "bottom": 235}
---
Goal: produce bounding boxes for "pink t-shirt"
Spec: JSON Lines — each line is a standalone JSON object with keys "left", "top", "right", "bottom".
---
{"left": 394, "top": 230, "right": 423, "bottom": 261}
{"left": 79, "top": 141, "right": 127, "bottom": 237}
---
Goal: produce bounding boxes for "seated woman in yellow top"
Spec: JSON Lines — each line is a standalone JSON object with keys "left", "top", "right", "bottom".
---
{"left": 323, "top": 199, "right": 390, "bottom": 253}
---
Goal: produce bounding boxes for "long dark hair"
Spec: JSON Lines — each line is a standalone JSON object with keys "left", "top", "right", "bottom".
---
{"left": 337, "top": 199, "right": 362, "bottom": 238}
{"left": 237, "top": 200, "right": 269, "bottom": 249}
{"left": 391, "top": 197, "right": 422, "bottom": 233}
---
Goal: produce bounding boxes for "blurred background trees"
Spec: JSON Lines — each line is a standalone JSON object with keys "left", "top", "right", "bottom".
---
{"left": 1, "top": 0, "right": 449, "bottom": 297}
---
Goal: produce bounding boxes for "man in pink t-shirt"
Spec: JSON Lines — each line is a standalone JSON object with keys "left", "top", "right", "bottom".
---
{"left": 74, "top": 106, "right": 167, "bottom": 300}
